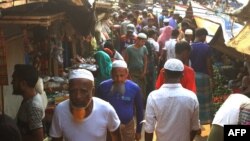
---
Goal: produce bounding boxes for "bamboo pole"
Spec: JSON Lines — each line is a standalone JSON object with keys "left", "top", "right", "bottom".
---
{"left": 0, "top": 86, "right": 4, "bottom": 115}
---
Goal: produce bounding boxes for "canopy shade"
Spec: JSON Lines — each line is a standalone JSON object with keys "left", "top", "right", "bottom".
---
{"left": 0, "top": 0, "right": 95, "bottom": 36}
{"left": 227, "top": 22, "right": 250, "bottom": 56}
{"left": 193, "top": 13, "right": 250, "bottom": 61}
{"left": 230, "top": 0, "right": 250, "bottom": 22}
{"left": 194, "top": 16, "right": 220, "bottom": 43}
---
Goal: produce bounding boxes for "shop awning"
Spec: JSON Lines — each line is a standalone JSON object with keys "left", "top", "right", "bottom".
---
{"left": 191, "top": 1, "right": 244, "bottom": 43}
{"left": 230, "top": 0, "right": 250, "bottom": 22}
{"left": 194, "top": 16, "right": 250, "bottom": 61}
{"left": 189, "top": 1, "right": 250, "bottom": 59}
{"left": 226, "top": 1, "right": 250, "bottom": 56}
{"left": 210, "top": 26, "right": 250, "bottom": 61}
{"left": 0, "top": 1, "right": 95, "bottom": 36}
{"left": 0, "top": 2, "right": 65, "bottom": 26}
{"left": 0, "top": 12, "right": 65, "bottom": 27}
{"left": 194, "top": 16, "right": 220, "bottom": 43}
{"left": 227, "top": 22, "right": 250, "bottom": 56}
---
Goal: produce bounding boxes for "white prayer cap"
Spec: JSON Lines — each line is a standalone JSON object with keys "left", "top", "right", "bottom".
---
{"left": 69, "top": 69, "right": 94, "bottom": 81}
{"left": 163, "top": 18, "right": 169, "bottom": 23}
{"left": 147, "top": 7, "right": 153, "bottom": 10}
{"left": 185, "top": 29, "right": 193, "bottom": 35}
{"left": 111, "top": 12, "right": 119, "bottom": 17}
{"left": 127, "top": 24, "right": 134, "bottom": 28}
{"left": 137, "top": 33, "right": 147, "bottom": 39}
{"left": 164, "top": 58, "right": 184, "bottom": 71}
{"left": 112, "top": 60, "right": 127, "bottom": 68}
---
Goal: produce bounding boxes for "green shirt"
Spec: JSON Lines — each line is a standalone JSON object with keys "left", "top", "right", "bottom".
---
{"left": 126, "top": 44, "right": 148, "bottom": 71}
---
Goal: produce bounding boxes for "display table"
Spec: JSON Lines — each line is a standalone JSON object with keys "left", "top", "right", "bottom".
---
{"left": 43, "top": 76, "right": 69, "bottom": 135}
{"left": 65, "top": 63, "right": 97, "bottom": 72}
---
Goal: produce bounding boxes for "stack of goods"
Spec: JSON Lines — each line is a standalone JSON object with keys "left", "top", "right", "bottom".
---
{"left": 43, "top": 76, "right": 69, "bottom": 107}
{"left": 212, "top": 66, "right": 232, "bottom": 115}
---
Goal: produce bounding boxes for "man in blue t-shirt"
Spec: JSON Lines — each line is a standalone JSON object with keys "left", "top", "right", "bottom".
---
{"left": 97, "top": 60, "right": 144, "bottom": 141}
{"left": 190, "top": 28, "right": 213, "bottom": 128}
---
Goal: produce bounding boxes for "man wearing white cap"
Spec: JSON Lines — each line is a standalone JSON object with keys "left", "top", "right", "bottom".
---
{"left": 169, "top": 11, "right": 179, "bottom": 29}
{"left": 160, "top": 29, "right": 180, "bottom": 61}
{"left": 97, "top": 60, "right": 144, "bottom": 141}
{"left": 144, "top": 58, "right": 200, "bottom": 141}
{"left": 155, "top": 41, "right": 196, "bottom": 93}
{"left": 159, "top": 18, "right": 170, "bottom": 34}
{"left": 183, "top": 29, "right": 193, "bottom": 44}
{"left": 49, "top": 69, "right": 121, "bottom": 141}
{"left": 124, "top": 32, "right": 148, "bottom": 106}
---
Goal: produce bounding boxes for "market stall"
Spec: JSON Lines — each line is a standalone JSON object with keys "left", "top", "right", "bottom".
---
{"left": 0, "top": 0, "right": 97, "bottom": 126}
{"left": 179, "top": 2, "right": 250, "bottom": 118}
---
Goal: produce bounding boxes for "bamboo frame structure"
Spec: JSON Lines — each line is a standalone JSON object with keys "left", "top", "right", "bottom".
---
{"left": 0, "top": 12, "right": 65, "bottom": 26}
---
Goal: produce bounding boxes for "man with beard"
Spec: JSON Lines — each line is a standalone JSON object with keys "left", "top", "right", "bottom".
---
{"left": 97, "top": 60, "right": 144, "bottom": 141}
{"left": 12, "top": 64, "right": 44, "bottom": 141}
{"left": 49, "top": 69, "right": 121, "bottom": 141}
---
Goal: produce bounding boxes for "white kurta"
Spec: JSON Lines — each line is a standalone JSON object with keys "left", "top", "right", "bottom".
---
{"left": 144, "top": 84, "right": 200, "bottom": 141}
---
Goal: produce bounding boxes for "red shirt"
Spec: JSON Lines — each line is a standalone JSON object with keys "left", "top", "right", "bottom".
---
{"left": 155, "top": 65, "right": 196, "bottom": 93}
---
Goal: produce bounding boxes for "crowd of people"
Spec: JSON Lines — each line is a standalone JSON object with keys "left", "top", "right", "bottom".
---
{"left": 1, "top": 1, "right": 250, "bottom": 141}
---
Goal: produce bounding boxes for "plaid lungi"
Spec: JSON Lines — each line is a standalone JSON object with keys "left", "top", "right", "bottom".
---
{"left": 129, "top": 69, "right": 146, "bottom": 107}
{"left": 195, "top": 72, "right": 212, "bottom": 124}
{"left": 120, "top": 119, "right": 135, "bottom": 141}
{"left": 239, "top": 102, "right": 250, "bottom": 125}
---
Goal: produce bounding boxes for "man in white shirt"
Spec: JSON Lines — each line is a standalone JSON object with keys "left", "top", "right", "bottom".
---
{"left": 49, "top": 69, "right": 121, "bottom": 141}
{"left": 160, "top": 29, "right": 180, "bottom": 61}
{"left": 144, "top": 58, "right": 200, "bottom": 141}
{"left": 147, "top": 30, "right": 160, "bottom": 56}
{"left": 207, "top": 93, "right": 250, "bottom": 141}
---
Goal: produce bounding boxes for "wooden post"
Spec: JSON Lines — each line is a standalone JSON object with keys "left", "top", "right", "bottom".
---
{"left": 0, "top": 86, "right": 4, "bottom": 115}
{"left": 0, "top": 27, "right": 8, "bottom": 115}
